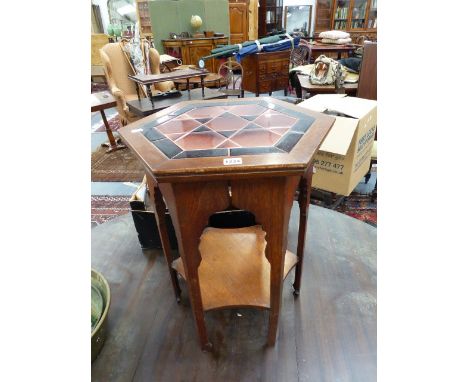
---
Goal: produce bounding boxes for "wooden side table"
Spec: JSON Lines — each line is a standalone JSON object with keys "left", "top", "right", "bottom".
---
{"left": 119, "top": 98, "right": 335, "bottom": 350}
{"left": 91, "top": 91, "right": 126, "bottom": 153}
{"left": 298, "top": 73, "right": 358, "bottom": 99}
{"left": 242, "top": 50, "right": 291, "bottom": 97}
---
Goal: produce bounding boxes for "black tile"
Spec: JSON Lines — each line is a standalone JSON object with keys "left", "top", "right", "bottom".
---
{"left": 152, "top": 138, "right": 183, "bottom": 158}
{"left": 154, "top": 114, "right": 174, "bottom": 125}
{"left": 141, "top": 121, "right": 157, "bottom": 131}
{"left": 168, "top": 106, "right": 194, "bottom": 116}
{"left": 173, "top": 148, "right": 229, "bottom": 159}
{"left": 275, "top": 132, "right": 304, "bottom": 152}
{"left": 193, "top": 125, "right": 211, "bottom": 133}
{"left": 240, "top": 115, "right": 258, "bottom": 121}
{"left": 218, "top": 130, "right": 237, "bottom": 138}
{"left": 219, "top": 111, "right": 236, "bottom": 118}
{"left": 144, "top": 128, "right": 165, "bottom": 141}
{"left": 290, "top": 118, "right": 313, "bottom": 134}
{"left": 230, "top": 147, "right": 285, "bottom": 156}
{"left": 196, "top": 118, "right": 212, "bottom": 124}
{"left": 243, "top": 122, "right": 264, "bottom": 130}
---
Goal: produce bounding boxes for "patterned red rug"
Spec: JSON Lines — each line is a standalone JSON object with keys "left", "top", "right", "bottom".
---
{"left": 91, "top": 194, "right": 376, "bottom": 227}
{"left": 91, "top": 195, "right": 130, "bottom": 227}
{"left": 91, "top": 82, "right": 121, "bottom": 133}
{"left": 311, "top": 193, "right": 377, "bottom": 226}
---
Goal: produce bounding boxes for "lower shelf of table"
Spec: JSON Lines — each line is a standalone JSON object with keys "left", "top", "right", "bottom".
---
{"left": 171, "top": 225, "right": 298, "bottom": 311}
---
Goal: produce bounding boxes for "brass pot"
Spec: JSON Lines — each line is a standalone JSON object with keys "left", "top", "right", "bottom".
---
{"left": 91, "top": 269, "right": 111, "bottom": 362}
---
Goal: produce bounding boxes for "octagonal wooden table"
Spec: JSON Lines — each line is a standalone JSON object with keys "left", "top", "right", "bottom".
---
{"left": 119, "top": 97, "right": 335, "bottom": 351}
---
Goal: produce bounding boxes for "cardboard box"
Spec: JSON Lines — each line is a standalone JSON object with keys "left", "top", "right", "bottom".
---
{"left": 298, "top": 94, "right": 377, "bottom": 196}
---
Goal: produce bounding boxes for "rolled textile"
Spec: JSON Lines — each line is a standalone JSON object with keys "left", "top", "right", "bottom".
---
{"left": 202, "top": 34, "right": 287, "bottom": 60}
{"left": 235, "top": 36, "right": 300, "bottom": 61}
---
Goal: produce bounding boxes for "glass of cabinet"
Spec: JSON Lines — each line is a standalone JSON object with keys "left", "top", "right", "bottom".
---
{"left": 351, "top": 0, "right": 367, "bottom": 29}
{"left": 367, "top": 0, "right": 377, "bottom": 29}
{"left": 331, "top": 0, "right": 377, "bottom": 31}
{"left": 333, "top": 0, "right": 350, "bottom": 30}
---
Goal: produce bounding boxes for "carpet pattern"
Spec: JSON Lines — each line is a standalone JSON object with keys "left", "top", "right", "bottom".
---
{"left": 91, "top": 145, "right": 146, "bottom": 182}
{"left": 93, "top": 114, "right": 121, "bottom": 133}
{"left": 91, "top": 193, "right": 376, "bottom": 227}
{"left": 311, "top": 194, "right": 377, "bottom": 226}
{"left": 91, "top": 195, "right": 130, "bottom": 227}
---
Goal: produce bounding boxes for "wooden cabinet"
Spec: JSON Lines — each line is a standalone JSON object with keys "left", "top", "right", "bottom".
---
{"left": 136, "top": 0, "right": 152, "bottom": 38}
{"left": 162, "top": 37, "right": 229, "bottom": 73}
{"left": 314, "top": 0, "right": 377, "bottom": 42}
{"left": 229, "top": 1, "right": 249, "bottom": 45}
{"left": 241, "top": 50, "right": 290, "bottom": 96}
{"left": 258, "top": 0, "right": 284, "bottom": 38}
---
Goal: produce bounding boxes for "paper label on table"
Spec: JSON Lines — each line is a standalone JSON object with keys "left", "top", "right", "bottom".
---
{"left": 224, "top": 158, "right": 242, "bottom": 165}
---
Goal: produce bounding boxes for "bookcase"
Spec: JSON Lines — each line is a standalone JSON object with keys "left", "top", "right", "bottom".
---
{"left": 258, "top": 0, "right": 284, "bottom": 38}
{"left": 314, "top": 0, "right": 377, "bottom": 42}
{"left": 136, "top": 0, "right": 153, "bottom": 38}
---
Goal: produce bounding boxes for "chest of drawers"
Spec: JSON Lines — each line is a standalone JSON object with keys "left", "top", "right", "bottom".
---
{"left": 241, "top": 50, "right": 291, "bottom": 96}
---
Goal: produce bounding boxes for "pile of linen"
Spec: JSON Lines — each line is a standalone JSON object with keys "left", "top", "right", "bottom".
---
{"left": 318, "top": 30, "right": 352, "bottom": 45}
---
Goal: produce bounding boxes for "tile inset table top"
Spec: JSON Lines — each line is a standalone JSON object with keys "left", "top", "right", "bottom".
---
{"left": 137, "top": 99, "right": 317, "bottom": 159}
{"left": 119, "top": 97, "right": 336, "bottom": 180}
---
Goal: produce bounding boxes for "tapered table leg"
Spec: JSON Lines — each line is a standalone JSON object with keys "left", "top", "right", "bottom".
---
{"left": 152, "top": 182, "right": 182, "bottom": 302}
{"left": 231, "top": 175, "right": 300, "bottom": 346}
{"left": 158, "top": 181, "right": 231, "bottom": 351}
{"left": 99, "top": 110, "right": 126, "bottom": 153}
{"left": 293, "top": 167, "right": 313, "bottom": 295}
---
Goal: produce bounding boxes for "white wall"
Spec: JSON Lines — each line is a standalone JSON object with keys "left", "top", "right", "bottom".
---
{"left": 92, "top": 0, "right": 110, "bottom": 33}
{"left": 283, "top": 0, "right": 317, "bottom": 34}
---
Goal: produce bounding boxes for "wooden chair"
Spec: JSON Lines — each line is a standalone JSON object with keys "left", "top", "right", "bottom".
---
{"left": 358, "top": 41, "right": 377, "bottom": 200}
{"left": 216, "top": 60, "right": 244, "bottom": 98}
{"left": 291, "top": 44, "right": 311, "bottom": 68}
{"left": 356, "top": 41, "right": 377, "bottom": 100}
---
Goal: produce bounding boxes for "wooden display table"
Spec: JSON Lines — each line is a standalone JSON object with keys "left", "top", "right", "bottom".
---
{"left": 119, "top": 97, "right": 335, "bottom": 350}
{"left": 128, "top": 68, "right": 210, "bottom": 108}
{"left": 310, "top": 43, "right": 356, "bottom": 60}
{"left": 162, "top": 36, "right": 229, "bottom": 73}
{"left": 297, "top": 73, "right": 358, "bottom": 99}
{"left": 126, "top": 88, "right": 228, "bottom": 117}
{"left": 91, "top": 91, "right": 126, "bottom": 153}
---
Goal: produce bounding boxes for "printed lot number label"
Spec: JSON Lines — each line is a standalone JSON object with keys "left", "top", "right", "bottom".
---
{"left": 223, "top": 158, "right": 242, "bottom": 165}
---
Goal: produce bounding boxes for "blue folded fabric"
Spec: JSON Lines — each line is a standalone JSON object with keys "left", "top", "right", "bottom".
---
{"left": 235, "top": 37, "right": 300, "bottom": 61}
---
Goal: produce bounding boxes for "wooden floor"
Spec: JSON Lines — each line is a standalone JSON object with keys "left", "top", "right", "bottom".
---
{"left": 91, "top": 203, "right": 376, "bottom": 382}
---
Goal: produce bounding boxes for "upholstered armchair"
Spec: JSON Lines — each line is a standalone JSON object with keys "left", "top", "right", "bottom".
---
{"left": 100, "top": 43, "right": 175, "bottom": 125}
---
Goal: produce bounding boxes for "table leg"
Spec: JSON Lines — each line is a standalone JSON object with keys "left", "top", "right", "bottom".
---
{"left": 153, "top": 183, "right": 182, "bottom": 302}
{"left": 293, "top": 167, "right": 313, "bottom": 295}
{"left": 231, "top": 175, "right": 300, "bottom": 346}
{"left": 186, "top": 78, "right": 190, "bottom": 96}
{"left": 158, "top": 181, "right": 231, "bottom": 351}
{"left": 146, "top": 84, "right": 154, "bottom": 108}
{"left": 99, "top": 109, "right": 126, "bottom": 153}
{"left": 201, "top": 75, "right": 205, "bottom": 98}
{"left": 136, "top": 83, "right": 140, "bottom": 102}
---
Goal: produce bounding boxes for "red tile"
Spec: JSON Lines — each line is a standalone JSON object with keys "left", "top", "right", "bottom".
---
{"left": 217, "top": 139, "right": 240, "bottom": 149}
{"left": 157, "top": 119, "right": 200, "bottom": 134}
{"left": 176, "top": 131, "right": 226, "bottom": 150}
{"left": 206, "top": 113, "right": 248, "bottom": 132}
{"left": 230, "top": 129, "right": 282, "bottom": 147}
{"left": 267, "top": 127, "right": 290, "bottom": 136}
{"left": 167, "top": 133, "right": 186, "bottom": 141}
{"left": 253, "top": 111, "right": 297, "bottom": 129}
{"left": 229, "top": 104, "right": 268, "bottom": 117}
{"left": 185, "top": 106, "right": 225, "bottom": 119}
